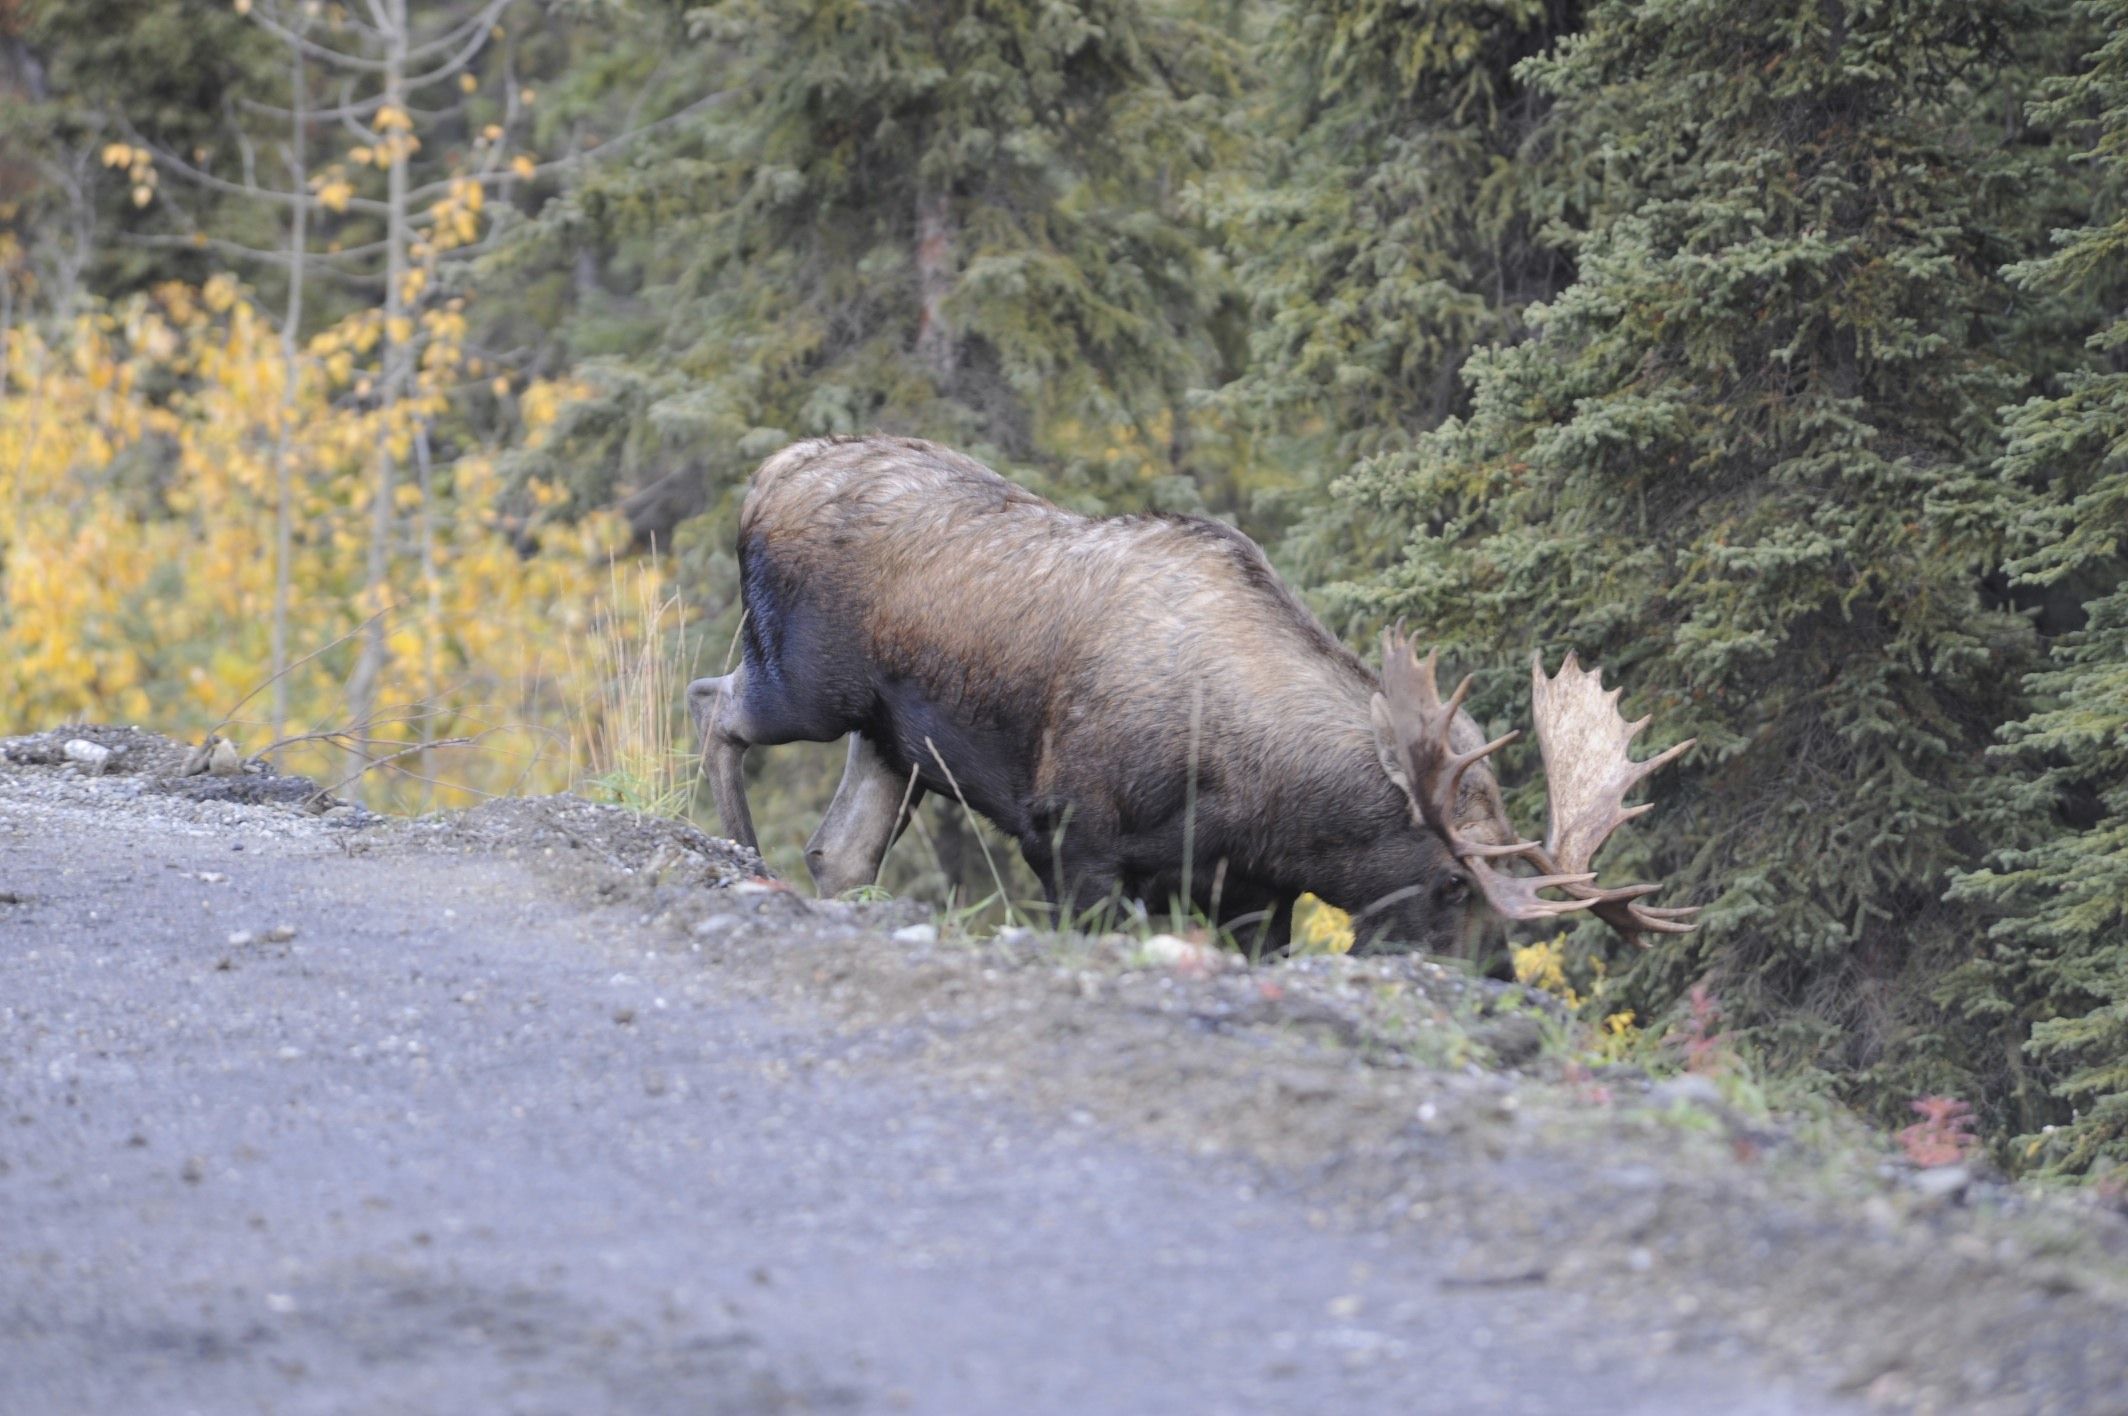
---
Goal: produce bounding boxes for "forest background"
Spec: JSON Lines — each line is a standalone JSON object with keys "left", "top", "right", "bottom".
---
{"left": 1, "top": 0, "right": 2123, "bottom": 1175}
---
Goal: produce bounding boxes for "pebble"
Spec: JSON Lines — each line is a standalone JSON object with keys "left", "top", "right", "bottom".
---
{"left": 63, "top": 739, "right": 112, "bottom": 772}
{"left": 891, "top": 923, "right": 938, "bottom": 946}
{"left": 1649, "top": 1074, "right": 1724, "bottom": 1110}
{"left": 1910, "top": 1165, "right": 1972, "bottom": 1204}
{"left": 1139, "top": 933, "right": 1224, "bottom": 972}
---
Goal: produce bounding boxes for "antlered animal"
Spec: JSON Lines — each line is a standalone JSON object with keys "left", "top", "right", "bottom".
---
{"left": 688, "top": 436, "right": 1696, "bottom": 952}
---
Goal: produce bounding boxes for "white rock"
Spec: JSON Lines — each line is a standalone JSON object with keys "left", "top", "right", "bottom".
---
{"left": 1910, "top": 1165, "right": 1972, "bottom": 1203}
{"left": 891, "top": 923, "right": 939, "bottom": 946}
{"left": 63, "top": 739, "right": 112, "bottom": 772}
{"left": 207, "top": 738, "right": 242, "bottom": 776}
{"left": 1140, "top": 933, "right": 1224, "bottom": 972}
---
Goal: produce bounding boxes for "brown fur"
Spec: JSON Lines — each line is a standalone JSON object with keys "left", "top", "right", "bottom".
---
{"left": 696, "top": 436, "right": 1489, "bottom": 951}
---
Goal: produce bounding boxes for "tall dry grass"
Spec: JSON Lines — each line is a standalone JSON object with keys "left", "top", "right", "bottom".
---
{"left": 570, "top": 557, "right": 701, "bottom": 819}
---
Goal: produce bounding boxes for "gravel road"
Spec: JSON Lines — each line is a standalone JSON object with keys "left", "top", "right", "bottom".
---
{"left": 0, "top": 753, "right": 1849, "bottom": 1414}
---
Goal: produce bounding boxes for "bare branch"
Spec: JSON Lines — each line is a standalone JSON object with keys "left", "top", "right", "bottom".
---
{"left": 212, "top": 605, "right": 402, "bottom": 738}
{"left": 122, "top": 232, "right": 386, "bottom": 283}
{"left": 125, "top": 124, "right": 391, "bottom": 215}
{"left": 242, "top": 8, "right": 392, "bottom": 73}
{"left": 401, "top": 88, "right": 731, "bottom": 206}
{"left": 401, "top": 0, "right": 513, "bottom": 69}
{"left": 237, "top": 90, "right": 390, "bottom": 123}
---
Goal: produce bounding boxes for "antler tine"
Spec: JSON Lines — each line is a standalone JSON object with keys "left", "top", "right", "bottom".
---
{"left": 1377, "top": 631, "right": 1545, "bottom": 860}
{"left": 1464, "top": 857, "right": 1599, "bottom": 922}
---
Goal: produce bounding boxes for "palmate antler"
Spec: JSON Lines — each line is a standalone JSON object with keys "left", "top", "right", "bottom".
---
{"left": 1375, "top": 628, "right": 1698, "bottom": 947}
{"left": 1527, "top": 651, "right": 1699, "bottom": 941}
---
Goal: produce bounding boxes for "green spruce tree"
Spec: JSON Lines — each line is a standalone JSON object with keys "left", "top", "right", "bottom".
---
{"left": 1343, "top": 0, "right": 2059, "bottom": 1103}
{"left": 1211, "top": 0, "right": 1586, "bottom": 585}
{"left": 496, "top": 0, "right": 1243, "bottom": 543}
{"left": 1949, "top": 0, "right": 2128, "bottom": 1173}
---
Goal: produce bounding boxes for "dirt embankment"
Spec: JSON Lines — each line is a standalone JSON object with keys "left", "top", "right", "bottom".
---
{"left": 6, "top": 725, "right": 2127, "bottom": 1414}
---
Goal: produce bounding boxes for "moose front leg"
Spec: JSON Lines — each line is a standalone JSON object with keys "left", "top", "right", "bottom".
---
{"left": 806, "top": 733, "right": 922, "bottom": 897}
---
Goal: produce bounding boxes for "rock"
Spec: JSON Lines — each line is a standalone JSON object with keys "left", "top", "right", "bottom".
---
{"left": 692, "top": 913, "right": 741, "bottom": 938}
{"left": 1138, "top": 933, "right": 1226, "bottom": 974}
{"left": 1471, "top": 1014, "right": 1547, "bottom": 1068}
{"left": 63, "top": 739, "right": 112, "bottom": 774}
{"left": 891, "top": 923, "right": 939, "bottom": 946}
{"left": 178, "top": 736, "right": 220, "bottom": 777}
{"left": 226, "top": 930, "right": 257, "bottom": 948}
{"left": 1650, "top": 1074, "right": 1726, "bottom": 1110}
{"left": 1910, "top": 1165, "right": 1972, "bottom": 1205}
{"left": 207, "top": 737, "right": 242, "bottom": 777}
{"left": 265, "top": 924, "right": 297, "bottom": 943}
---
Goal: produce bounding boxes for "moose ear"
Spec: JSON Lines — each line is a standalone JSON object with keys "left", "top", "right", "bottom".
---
{"left": 1369, "top": 693, "right": 1413, "bottom": 797}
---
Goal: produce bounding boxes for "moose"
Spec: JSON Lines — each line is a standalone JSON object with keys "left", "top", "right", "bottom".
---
{"left": 687, "top": 436, "right": 1696, "bottom": 953}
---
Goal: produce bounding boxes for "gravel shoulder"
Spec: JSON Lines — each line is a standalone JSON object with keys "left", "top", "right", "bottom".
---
{"left": 3, "top": 729, "right": 2125, "bottom": 1414}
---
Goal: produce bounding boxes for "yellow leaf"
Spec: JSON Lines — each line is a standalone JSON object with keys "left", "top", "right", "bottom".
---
{"left": 459, "top": 73, "right": 478, "bottom": 94}
{"left": 101, "top": 143, "right": 134, "bottom": 168}
{"left": 348, "top": 145, "right": 373, "bottom": 166}
{"left": 385, "top": 315, "right": 413, "bottom": 345}
{"left": 316, "top": 177, "right": 354, "bottom": 213}
{"left": 131, "top": 184, "right": 153, "bottom": 208}
{"left": 234, "top": 0, "right": 252, "bottom": 13}
{"left": 375, "top": 105, "right": 413, "bottom": 133}
{"left": 510, "top": 154, "right": 536, "bottom": 180}
{"left": 482, "top": 124, "right": 504, "bottom": 142}
{"left": 1292, "top": 894, "right": 1354, "bottom": 954}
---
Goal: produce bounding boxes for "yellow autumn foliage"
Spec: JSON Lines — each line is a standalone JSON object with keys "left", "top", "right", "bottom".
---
{"left": 0, "top": 281, "right": 680, "bottom": 810}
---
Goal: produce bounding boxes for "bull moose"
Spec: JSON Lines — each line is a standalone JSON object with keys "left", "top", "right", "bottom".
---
{"left": 688, "top": 436, "right": 1695, "bottom": 953}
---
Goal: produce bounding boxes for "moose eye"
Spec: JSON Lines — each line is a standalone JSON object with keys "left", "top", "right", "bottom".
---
{"left": 1436, "top": 873, "right": 1470, "bottom": 906}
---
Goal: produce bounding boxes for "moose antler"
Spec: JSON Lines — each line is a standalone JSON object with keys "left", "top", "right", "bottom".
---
{"left": 1375, "top": 630, "right": 1697, "bottom": 945}
{"left": 1375, "top": 628, "right": 1597, "bottom": 923}
{"left": 1524, "top": 651, "right": 1698, "bottom": 942}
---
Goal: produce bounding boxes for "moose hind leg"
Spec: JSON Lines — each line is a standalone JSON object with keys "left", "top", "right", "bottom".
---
{"left": 689, "top": 669, "right": 761, "bottom": 852}
{"left": 807, "top": 734, "right": 921, "bottom": 898}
